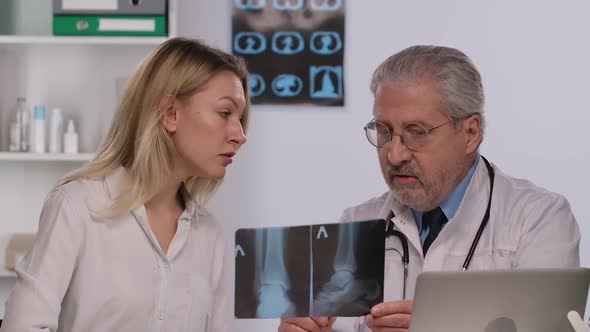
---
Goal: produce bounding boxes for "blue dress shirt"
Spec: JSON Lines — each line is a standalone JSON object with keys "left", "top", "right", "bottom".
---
{"left": 411, "top": 156, "right": 480, "bottom": 246}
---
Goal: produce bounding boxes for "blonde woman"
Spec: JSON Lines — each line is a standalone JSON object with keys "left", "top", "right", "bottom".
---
{"left": 1, "top": 38, "right": 249, "bottom": 332}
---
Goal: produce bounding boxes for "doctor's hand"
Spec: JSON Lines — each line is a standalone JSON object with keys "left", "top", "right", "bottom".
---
{"left": 364, "top": 300, "right": 413, "bottom": 332}
{"left": 279, "top": 316, "right": 337, "bottom": 332}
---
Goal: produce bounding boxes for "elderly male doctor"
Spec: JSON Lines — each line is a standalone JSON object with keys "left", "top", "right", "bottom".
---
{"left": 279, "top": 45, "right": 580, "bottom": 332}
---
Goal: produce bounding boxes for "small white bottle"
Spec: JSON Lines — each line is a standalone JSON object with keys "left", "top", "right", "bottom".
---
{"left": 7, "top": 97, "right": 30, "bottom": 152}
{"left": 49, "top": 108, "right": 64, "bottom": 153}
{"left": 63, "top": 119, "right": 79, "bottom": 154}
{"left": 8, "top": 122, "right": 20, "bottom": 152}
{"left": 19, "top": 98, "right": 30, "bottom": 152}
{"left": 32, "top": 105, "right": 46, "bottom": 153}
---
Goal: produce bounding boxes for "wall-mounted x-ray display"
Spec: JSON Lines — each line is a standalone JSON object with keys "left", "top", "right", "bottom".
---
{"left": 235, "top": 219, "right": 385, "bottom": 318}
{"left": 232, "top": 0, "right": 345, "bottom": 106}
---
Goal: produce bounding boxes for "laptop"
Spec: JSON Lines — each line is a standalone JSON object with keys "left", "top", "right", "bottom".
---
{"left": 409, "top": 268, "right": 590, "bottom": 332}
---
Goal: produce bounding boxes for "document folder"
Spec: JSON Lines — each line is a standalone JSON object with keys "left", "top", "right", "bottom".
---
{"left": 53, "top": 0, "right": 167, "bottom": 15}
{"left": 53, "top": 15, "right": 167, "bottom": 36}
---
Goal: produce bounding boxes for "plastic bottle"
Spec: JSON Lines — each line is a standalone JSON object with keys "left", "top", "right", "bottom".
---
{"left": 32, "top": 105, "right": 46, "bottom": 153}
{"left": 49, "top": 108, "right": 64, "bottom": 153}
{"left": 63, "top": 119, "right": 79, "bottom": 154}
{"left": 19, "top": 99, "right": 30, "bottom": 152}
{"left": 8, "top": 122, "right": 20, "bottom": 152}
{"left": 7, "top": 97, "right": 30, "bottom": 152}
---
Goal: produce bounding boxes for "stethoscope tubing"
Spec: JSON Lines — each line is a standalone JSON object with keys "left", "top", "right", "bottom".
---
{"left": 385, "top": 156, "right": 495, "bottom": 298}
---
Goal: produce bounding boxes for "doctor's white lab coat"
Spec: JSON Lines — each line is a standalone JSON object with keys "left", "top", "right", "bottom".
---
{"left": 331, "top": 156, "right": 580, "bottom": 332}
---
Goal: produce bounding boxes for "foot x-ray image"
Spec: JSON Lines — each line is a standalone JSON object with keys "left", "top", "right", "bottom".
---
{"left": 235, "top": 219, "right": 385, "bottom": 318}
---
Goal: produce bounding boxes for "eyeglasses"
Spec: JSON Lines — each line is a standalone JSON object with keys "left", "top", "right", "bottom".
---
{"left": 363, "top": 118, "right": 451, "bottom": 151}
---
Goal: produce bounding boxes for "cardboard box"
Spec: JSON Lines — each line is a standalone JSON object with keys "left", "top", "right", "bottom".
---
{"left": 5, "top": 233, "right": 36, "bottom": 271}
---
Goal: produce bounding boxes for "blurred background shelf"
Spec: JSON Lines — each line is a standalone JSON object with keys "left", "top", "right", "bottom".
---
{"left": 0, "top": 0, "right": 182, "bottom": 320}
{"left": 0, "top": 153, "right": 94, "bottom": 162}
{"left": 0, "top": 35, "right": 167, "bottom": 45}
{"left": 0, "top": 268, "right": 16, "bottom": 278}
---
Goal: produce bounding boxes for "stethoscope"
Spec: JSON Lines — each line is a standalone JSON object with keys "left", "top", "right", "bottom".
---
{"left": 385, "top": 156, "right": 496, "bottom": 299}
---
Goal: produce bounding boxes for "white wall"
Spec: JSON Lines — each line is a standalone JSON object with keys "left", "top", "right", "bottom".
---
{"left": 176, "top": 1, "right": 590, "bottom": 330}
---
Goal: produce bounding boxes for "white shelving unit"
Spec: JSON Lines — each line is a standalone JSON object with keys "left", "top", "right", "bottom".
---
{"left": 0, "top": 268, "right": 16, "bottom": 278}
{"left": 0, "top": 0, "right": 177, "bottom": 316}
{"left": 0, "top": 35, "right": 168, "bottom": 46}
{"left": 0, "top": 152, "right": 95, "bottom": 162}
{"left": 0, "top": 239, "right": 17, "bottom": 279}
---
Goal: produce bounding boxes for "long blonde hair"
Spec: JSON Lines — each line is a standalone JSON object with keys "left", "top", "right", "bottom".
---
{"left": 57, "top": 38, "right": 250, "bottom": 215}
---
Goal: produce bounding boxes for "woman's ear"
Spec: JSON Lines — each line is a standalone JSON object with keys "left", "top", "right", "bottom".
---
{"left": 159, "top": 95, "right": 178, "bottom": 133}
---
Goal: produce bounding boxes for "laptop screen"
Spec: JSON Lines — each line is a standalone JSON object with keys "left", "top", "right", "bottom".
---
{"left": 409, "top": 268, "right": 590, "bottom": 332}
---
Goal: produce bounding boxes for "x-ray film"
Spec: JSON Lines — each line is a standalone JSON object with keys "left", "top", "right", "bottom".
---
{"left": 235, "top": 219, "right": 385, "bottom": 318}
{"left": 232, "top": 0, "right": 345, "bottom": 106}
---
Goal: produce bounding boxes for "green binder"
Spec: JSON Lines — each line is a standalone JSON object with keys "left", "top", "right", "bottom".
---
{"left": 53, "top": 15, "right": 167, "bottom": 36}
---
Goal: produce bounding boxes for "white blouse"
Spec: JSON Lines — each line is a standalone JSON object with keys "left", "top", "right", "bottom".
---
{"left": 1, "top": 167, "right": 228, "bottom": 332}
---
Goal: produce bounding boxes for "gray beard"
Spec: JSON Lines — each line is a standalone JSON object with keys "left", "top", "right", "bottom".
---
{"left": 385, "top": 159, "right": 469, "bottom": 212}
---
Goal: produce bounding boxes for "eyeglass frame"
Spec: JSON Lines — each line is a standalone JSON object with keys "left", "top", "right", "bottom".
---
{"left": 363, "top": 118, "right": 452, "bottom": 151}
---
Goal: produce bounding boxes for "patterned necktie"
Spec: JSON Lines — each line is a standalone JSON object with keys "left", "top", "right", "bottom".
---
{"left": 422, "top": 207, "right": 448, "bottom": 256}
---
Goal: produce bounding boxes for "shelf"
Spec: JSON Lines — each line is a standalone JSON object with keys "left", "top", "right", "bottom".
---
{"left": 0, "top": 35, "right": 167, "bottom": 46}
{"left": 0, "top": 153, "right": 95, "bottom": 162}
{"left": 0, "top": 268, "right": 16, "bottom": 278}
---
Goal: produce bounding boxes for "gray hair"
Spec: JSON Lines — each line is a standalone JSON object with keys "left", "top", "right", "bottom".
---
{"left": 370, "top": 45, "right": 485, "bottom": 137}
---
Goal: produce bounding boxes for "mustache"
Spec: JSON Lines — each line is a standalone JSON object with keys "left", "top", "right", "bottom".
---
{"left": 385, "top": 163, "right": 422, "bottom": 179}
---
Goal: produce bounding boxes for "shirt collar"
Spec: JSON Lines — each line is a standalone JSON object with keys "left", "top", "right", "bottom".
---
{"left": 412, "top": 155, "right": 480, "bottom": 226}
{"left": 440, "top": 155, "right": 480, "bottom": 220}
{"left": 104, "top": 166, "right": 197, "bottom": 219}
{"left": 104, "top": 166, "right": 127, "bottom": 201}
